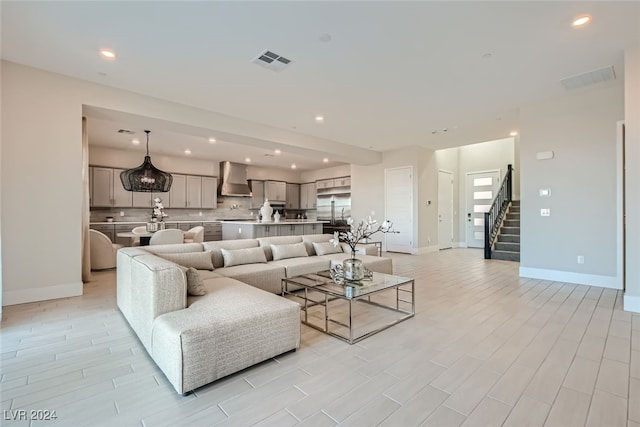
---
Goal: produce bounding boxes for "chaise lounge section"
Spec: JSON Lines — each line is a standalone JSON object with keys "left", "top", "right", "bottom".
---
{"left": 116, "top": 233, "right": 393, "bottom": 394}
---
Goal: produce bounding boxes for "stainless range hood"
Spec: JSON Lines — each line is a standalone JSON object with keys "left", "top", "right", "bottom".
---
{"left": 218, "top": 161, "right": 252, "bottom": 197}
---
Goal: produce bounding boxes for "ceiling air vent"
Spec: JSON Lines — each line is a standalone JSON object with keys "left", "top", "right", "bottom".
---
{"left": 117, "top": 129, "right": 136, "bottom": 134}
{"left": 251, "top": 50, "right": 293, "bottom": 72}
{"left": 560, "top": 65, "right": 616, "bottom": 91}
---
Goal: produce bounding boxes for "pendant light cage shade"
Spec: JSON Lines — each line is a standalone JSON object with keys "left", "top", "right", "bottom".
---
{"left": 120, "top": 130, "right": 173, "bottom": 192}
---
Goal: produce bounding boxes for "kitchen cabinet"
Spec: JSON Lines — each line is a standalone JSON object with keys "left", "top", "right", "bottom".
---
{"left": 300, "top": 183, "right": 317, "bottom": 209}
{"left": 303, "top": 223, "right": 323, "bottom": 234}
{"left": 265, "top": 181, "right": 286, "bottom": 203}
{"left": 253, "top": 224, "right": 279, "bottom": 238}
{"left": 316, "top": 179, "right": 334, "bottom": 190}
{"left": 278, "top": 223, "right": 305, "bottom": 236}
{"left": 202, "top": 177, "right": 217, "bottom": 209}
{"left": 249, "top": 180, "right": 265, "bottom": 208}
{"left": 168, "top": 174, "right": 187, "bottom": 208}
{"left": 286, "top": 183, "right": 300, "bottom": 210}
{"left": 186, "top": 175, "right": 202, "bottom": 208}
{"left": 204, "top": 222, "right": 222, "bottom": 241}
{"left": 91, "top": 167, "right": 132, "bottom": 207}
{"left": 335, "top": 177, "right": 351, "bottom": 187}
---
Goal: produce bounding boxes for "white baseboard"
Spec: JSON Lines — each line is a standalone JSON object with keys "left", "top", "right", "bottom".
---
{"left": 3, "top": 281, "right": 83, "bottom": 306}
{"left": 519, "top": 267, "right": 622, "bottom": 290}
{"left": 455, "top": 242, "right": 468, "bottom": 248}
{"left": 624, "top": 294, "right": 640, "bottom": 314}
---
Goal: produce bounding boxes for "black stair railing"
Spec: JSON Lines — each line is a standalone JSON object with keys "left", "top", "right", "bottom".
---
{"left": 484, "top": 164, "right": 513, "bottom": 259}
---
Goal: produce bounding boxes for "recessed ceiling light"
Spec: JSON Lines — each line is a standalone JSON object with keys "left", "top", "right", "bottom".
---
{"left": 319, "top": 33, "right": 332, "bottom": 43}
{"left": 315, "top": 115, "right": 324, "bottom": 123}
{"left": 323, "top": 158, "right": 329, "bottom": 163}
{"left": 100, "top": 49, "right": 116, "bottom": 59}
{"left": 131, "top": 138, "right": 140, "bottom": 145}
{"left": 510, "top": 131, "right": 519, "bottom": 137}
{"left": 572, "top": 14, "right": 592, "bottom": 27}
{"left": 208, "top": 137, "right": 216, "bottom": 144}
{"left": 481, "top": 53, "right": 493, "bottom": 59}
{"left": 184, "top": 149, "right": 191, "bottom": 155}
{"left": 245, "top": 157, "right": 251, "bottom": 163}
{"left": 291, "top": 164, "right": 297, "bottom": 169}
{"left": 274, "top": 149, "right": 281, "bottom": 155}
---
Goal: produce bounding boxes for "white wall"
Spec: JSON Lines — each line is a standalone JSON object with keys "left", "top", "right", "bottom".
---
{"left": 519, "top": 82, "right": 624, "bottom": 289}
{"left": 624, "top": 45, "right": 640, "bottom": 312}
{"left": 435, "top": 148, "right": 461, "bottom": 244}
{"left": 299, "top": 165, "right": 351, "bottom": 183}
{"left": 0, "top": 61, "right": 358, "bottom": 305}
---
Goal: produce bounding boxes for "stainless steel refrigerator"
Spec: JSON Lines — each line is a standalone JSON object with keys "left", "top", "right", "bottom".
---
{"left": 317, "top": 194, "right": 351, "bottom": 224}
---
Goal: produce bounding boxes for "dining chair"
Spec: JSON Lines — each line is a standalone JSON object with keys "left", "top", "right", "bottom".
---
{"left": 183, "top": 226, "right": 204, "bottom": 243}
{"left": 149, "top": 229, "right": 184, "bottom": 245}
{"left": 89, "top": 229, "right": 123, "bottom": 270}
{"left": 131, "top": 225, "right": 148, "bottom": 246}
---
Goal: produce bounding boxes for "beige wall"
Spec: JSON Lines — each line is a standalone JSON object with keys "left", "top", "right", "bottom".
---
{"left": 299, "top": 165, "right": 351, "bottom": 183}
{"left": 520, "top": 82, "right": 623, "bottom": 288}
{"left": 624, "top": 45, "right": 640, "bottom": 311}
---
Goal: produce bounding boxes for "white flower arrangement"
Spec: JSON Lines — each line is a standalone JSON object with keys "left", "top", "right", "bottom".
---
{"left": 329, "top": 216, "right": 397, "bottom": 256}
{"left": 151, "top": 197, "right": 168, "bottom": 222}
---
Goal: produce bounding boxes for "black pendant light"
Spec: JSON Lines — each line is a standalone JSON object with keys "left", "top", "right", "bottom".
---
{"left": 120, "top": 130, "right": 172, "bottom": 192}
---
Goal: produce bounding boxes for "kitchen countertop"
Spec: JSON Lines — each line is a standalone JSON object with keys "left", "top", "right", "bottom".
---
{"left": 90, "top": 220, "right": 224, "bottom": 225}
{"left": 221, "top": 220, "right": 327, "bottom": 225}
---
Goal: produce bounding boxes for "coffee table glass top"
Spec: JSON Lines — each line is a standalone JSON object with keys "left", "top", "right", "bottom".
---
{"left": 282, "top": 271, "right": 413, "bottom": 299}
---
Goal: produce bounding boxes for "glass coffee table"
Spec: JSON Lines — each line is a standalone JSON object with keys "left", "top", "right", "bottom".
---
{"left": 282, "top": 271, "right": 415, "bottom": 344}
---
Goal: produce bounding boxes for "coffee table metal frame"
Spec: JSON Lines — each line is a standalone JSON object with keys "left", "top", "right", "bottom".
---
{"left": 281, "top": 271, "right": 415, "bottom": 344}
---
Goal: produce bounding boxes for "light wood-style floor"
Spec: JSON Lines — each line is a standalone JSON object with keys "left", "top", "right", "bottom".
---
{"left": 1, "top": 249, "right": 638, "bottom": 427}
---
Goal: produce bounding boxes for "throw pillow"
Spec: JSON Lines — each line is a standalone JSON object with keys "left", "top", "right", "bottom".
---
{"left": 159, "top": 251, "right": 214, "bottom": 270}
{"left": 312, "top": 241, "right": 344, "bottom": 256}
{"left": 271, "top": 242, "right": 309, "bottom": 261}
{"left": 185, "top": 267, "right": 206, "bottom": 296}
{"left": 220, "top": 247, "right": 267, "bottom": 267}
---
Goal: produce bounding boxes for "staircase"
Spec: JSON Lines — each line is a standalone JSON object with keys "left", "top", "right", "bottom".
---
{"left": 492, "top": 200, "right": 520, "bottom": 261}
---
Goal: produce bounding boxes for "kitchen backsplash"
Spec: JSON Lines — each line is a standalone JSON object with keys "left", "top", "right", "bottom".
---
{"left": 90, "top": 196, "right": 317, "bottom": 222}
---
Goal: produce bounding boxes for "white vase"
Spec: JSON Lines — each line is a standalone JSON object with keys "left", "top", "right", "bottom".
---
{"left": 260, "top": 199, "right": 273, "bottom": 222}
{"left": 274, "top": 211, "right": 281, "bottom": 223}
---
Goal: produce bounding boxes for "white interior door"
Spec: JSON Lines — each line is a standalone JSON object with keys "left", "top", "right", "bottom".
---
{"left": 385, "top": 166, "right": 413, "bottom": 254}
{"left": 465, "top": 170, "right": 501, "bottom": 248}
{"left": 438, "top": 170, "right": 454, "bottom": 250}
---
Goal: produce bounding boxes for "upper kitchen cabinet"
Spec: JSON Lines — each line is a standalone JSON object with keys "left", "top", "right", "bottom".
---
{"left": 249, "top": 180, "right": 264, "bottom": 208}
{"left": 335, "top": 177, "right": 351, "bottom": 187}
{"left": 316, "top": 179, "right": 334, "bottom": 190}
{"left": 168, "top": 174, "right": 187, "bottom": 208}
{"left": 202, "top": 177, "right": 217, "bottom": 209}
{"left": 186, "top": 175, "right": 202, "bottom": 208}
{"left": 91, "top": 167, "right": 131, "bottom": 207}
{"left": 286, "top": 183, "right": 300, "bottom": 210}
{"left": 265, "top": 180, "right": 286, "bottom": 203}
{"left": 300, "top": 182, "right": 317, "bottom": 209}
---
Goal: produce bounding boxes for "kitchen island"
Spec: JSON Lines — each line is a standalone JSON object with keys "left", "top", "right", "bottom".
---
{"left": 221, "top": 220, "right": 326, "bottom": 239}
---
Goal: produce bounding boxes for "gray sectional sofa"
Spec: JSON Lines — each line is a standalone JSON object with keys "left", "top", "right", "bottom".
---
{"left": 116, "top": 234, "right": 393, "bottom": 394}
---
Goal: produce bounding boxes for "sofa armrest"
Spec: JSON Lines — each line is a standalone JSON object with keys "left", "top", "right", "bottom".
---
{"left": 119, "top": 254, "right": 187, "bottom": 353}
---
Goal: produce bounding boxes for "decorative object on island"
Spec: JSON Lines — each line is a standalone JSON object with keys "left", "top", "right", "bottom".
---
{"left": 260, "top": 199, "right": 273, "bottom": 222}
{"left": 330, "top": 216, "right": 398, "bottom": 281}
{"left": 147, "top": 197, "right": 168, "bottom": 232}
{"left": 120, "top": 130, "right": 173, "bottom": 192}
{"left": 274, "top": 210, "right": 281, "bottom": 223}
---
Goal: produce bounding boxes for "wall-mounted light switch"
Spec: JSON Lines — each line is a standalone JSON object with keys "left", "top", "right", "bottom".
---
{"left": 120, "top": 211, "right": 125, "bottom": 217}
{"left": 539, "top": 188, "right": 551, "bottom": 197}
{"left": 541, "top": 208, "right": 551, "bottom": 216}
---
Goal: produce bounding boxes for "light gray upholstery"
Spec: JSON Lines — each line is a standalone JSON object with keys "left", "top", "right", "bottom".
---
{"left": 149, "top": 229, "right": 185, "bottom": 245}
{"left": 183, "top": 226, "right": 204, "bottom": 243}
{"left": 89, "top": 229, "right": 123, "bottom": 270}
{"left": 116, "top": 233, "right": 393, "bottom": 395}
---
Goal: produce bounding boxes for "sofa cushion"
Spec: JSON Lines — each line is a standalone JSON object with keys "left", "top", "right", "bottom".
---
{"left": 158, "top": 251, "right": 214, "bottom": 270}
{"left": 257, "top": 236, "right": 303, "bottom": 261}
{"left": 312, "top": 241, "right": 343, "bottom": 256}
{"left": 203, "top": 240, "right": 260, "bottom": 268}
{"left": 221, "top": 247, "right": 267, "bottom": 267}
{"left": 270, "top": 256, "right": 331, "bottom": 278}
{"left": 271, "top": 242, "right": 308, "bottom": 261}
{"left": 301, "top": 234, "right": 334, "bottom": 256}
{"left": 185, "top": 267, "right": 206, "bottom": 296}
{"left": 215, "top": 263, "right": 287, "bottom": 294}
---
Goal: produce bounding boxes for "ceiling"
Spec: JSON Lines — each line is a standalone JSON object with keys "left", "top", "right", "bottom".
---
{"left": 2, "top": 1, "right": 639, "bottom": 170}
